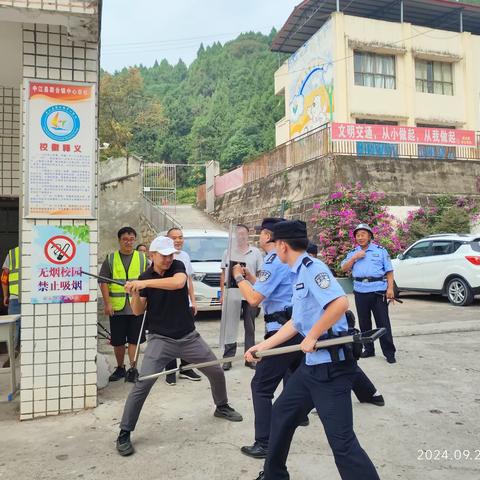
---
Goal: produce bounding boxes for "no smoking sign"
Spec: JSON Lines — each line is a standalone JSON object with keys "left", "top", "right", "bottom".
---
{"left": 44, "top": 235, "right": 76, "bottom": 265}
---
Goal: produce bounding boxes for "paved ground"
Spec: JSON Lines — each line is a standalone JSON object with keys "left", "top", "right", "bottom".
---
{"left": 166, "top": 205, "right": 225, "bottom": 231}
{"left": 1, "top": 293, "right": 479, "bottom": 480}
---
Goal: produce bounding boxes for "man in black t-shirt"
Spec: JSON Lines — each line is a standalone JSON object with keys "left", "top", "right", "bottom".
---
{"left": 116, "top": 236, "right": 243, "bottom": 457}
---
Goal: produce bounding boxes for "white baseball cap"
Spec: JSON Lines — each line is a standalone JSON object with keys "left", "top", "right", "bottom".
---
{"left": 149, "top": 236, "right": 179, "bottom": 255}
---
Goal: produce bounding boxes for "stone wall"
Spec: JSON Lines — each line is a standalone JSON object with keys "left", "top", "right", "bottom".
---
{"left": 212, "top": 154, "right": 480, "bottom": 236}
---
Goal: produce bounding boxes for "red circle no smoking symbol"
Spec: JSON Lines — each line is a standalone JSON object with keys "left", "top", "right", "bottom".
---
{"left": 44, "top": 235, "right": 76, "bottom": 265}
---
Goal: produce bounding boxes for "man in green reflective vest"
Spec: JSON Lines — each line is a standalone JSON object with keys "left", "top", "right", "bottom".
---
{"left": 99, "top": 227, "right": 148, "bottom": 382}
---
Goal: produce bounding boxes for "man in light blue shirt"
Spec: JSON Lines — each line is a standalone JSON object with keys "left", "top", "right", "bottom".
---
{"left": 248, "top": 220, "right": 379, "bottom": 480}
{"left": 341, "top": 223, "right": 397, "bottom": 363}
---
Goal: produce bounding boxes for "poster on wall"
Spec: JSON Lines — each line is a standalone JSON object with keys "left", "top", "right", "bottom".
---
{"left": 25, "top": 80, "right": 96, "bottom": 219}
{"left": 288, "top": 19, "right": 334, "bottom": 138}
{"left": 31, "top": 225, "right": 90, "bottom": 304}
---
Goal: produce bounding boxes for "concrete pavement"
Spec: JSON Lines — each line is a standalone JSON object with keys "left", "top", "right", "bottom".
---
{"left": 1, "top": 294, "right": 479, "bottom": 480}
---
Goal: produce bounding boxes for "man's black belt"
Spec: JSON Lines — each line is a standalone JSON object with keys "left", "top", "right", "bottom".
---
{"left": 264, "top": 306, "right": 292, "bottom": 326}
{"left": 353, "top": 276, "right": 386, "bottom": 283}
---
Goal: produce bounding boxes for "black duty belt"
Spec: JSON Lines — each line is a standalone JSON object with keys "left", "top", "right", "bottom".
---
{"left": 264, "top": 306, "right": 292, "bottom": 325}
{"left": 353, "top": 276, "right": 386, "bottom": 283}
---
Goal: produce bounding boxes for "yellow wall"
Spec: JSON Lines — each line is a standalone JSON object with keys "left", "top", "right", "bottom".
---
{"left": 275, "top": 12, "right": 480, "bottom": 145}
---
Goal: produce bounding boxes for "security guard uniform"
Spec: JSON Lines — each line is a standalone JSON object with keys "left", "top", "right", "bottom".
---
{"left": 261, "top": 221, "right": 379, "bottom": 480}
{"left": 342, "top": 230, "right": 396, "bottom": 360}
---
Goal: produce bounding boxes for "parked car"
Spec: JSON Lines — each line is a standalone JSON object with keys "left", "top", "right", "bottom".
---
{"left": 181, "top": 229, "right": 228, "bottom": 312}
{"left": 391, "top": 233, "right": 480, "bottom": 306}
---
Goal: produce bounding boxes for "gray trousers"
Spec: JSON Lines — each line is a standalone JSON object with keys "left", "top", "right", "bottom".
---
{"left": 120, "top": 330, "right": 228, "bottom": 432}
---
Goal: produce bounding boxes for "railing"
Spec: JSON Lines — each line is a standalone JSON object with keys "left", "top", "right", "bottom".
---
{"left": 207, "top": 122, "right": 480, "bottom": 197}
{"left": 142, "top": 195, "right": 182, "bottom": 233}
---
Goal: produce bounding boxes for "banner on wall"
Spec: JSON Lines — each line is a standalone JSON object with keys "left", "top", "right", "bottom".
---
{"left": 31, "top": 225, "right": 90, "bottom": 304}
{"left": 332, "top": 122, "right": 476, "bottom": 147}
{"left": 25, "top": 80, "right": 96, "bottom": 219}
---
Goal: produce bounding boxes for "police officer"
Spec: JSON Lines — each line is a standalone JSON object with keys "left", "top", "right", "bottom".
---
{"left": 247, "top": 220, "right": 380, "bottom": 480}
{"left": 341, "top": 223, "right": 397, "bottom": 363}
{"left": 232, "top": 217, "right": 307, "bottom": 459}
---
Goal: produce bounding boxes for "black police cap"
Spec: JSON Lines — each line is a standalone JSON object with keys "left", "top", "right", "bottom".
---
{"left": 306, "top": 241, "right": 318, "bottom": 256}
{"left": 272, "top": 220, "right": 308, "bottom": 241}
{"left": 254, "top": 217, "right": 286, "bottom": 232}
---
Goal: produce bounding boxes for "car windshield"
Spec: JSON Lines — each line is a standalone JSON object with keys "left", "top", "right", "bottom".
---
{"left": 183, "top": 236, "right": 228, "bottom": 262}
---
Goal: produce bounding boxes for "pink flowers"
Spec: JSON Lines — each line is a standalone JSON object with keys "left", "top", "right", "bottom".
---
{"left": 311, "top": 182, "right": 406, "bottom": 276}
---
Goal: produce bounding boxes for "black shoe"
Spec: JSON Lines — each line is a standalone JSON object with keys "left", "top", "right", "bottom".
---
{"left": 386, "top": 356, "right": 396, "bottom": 364}
{"left": 125, "top": 367, "right": 139, "bottom": 383}
{"left": 165, "top": 373, "right": 176, "bottom": 385}
{"left": 109, "top": 366, "right": 126, "bottom": 382}
{"left": 254, "top": 472, "right": 265, "bottom": 480}
{"left": 241, "top": 442, "right": 267, "bottom": 459}
{"left": 222, "top": 361, "right": 232, "bottom": 371}
{"left": 116, "top": 430, "right": 134, "bottom": 456}
{"left": 179, "top": 369, "right": 202, "bottom": 381}
{"left": 245, "top": 361, "right": 256, "bottom": 370}
{"left": 362, "top": 394, "right": 385, "bottom": 407}
{"left": 360, "top": 351, "right": 375, "bottom": 358}
{"left": 299, "top": 418, "right": 310, "bottom": 427}
{"left": 214, "top": 404, "right": 243, "bottom": 422}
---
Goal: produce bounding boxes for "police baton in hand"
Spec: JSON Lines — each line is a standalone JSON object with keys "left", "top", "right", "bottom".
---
{"left": 81, "top": 269, "right": 126, "bottom": 286}
{"left": 138, "top": 328, "right": 386, "bottom": 382}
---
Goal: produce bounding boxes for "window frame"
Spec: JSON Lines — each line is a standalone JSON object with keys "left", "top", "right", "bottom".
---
{"left": 415, "top": 59, "right": 454, "bottom": 96}
{"left": 403, "top": 241, "right": 431, "bottom": 259}
{"left": 354, "top": 51, "right": 396, "bottom": 90}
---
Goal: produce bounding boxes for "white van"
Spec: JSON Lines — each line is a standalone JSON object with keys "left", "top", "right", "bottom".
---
{"left": 181, "top": 229, "right": 228, "bottom": 312}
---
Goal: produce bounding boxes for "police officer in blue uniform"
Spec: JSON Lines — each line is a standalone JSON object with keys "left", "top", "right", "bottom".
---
{"left": 247, "top": 220, "right": 380, "bottom": 480}
{"left": 341, "top": 223, "right": 397, "bottom": 363}
{"left": 232, "top": 217, "right": 307, "bottom": 459}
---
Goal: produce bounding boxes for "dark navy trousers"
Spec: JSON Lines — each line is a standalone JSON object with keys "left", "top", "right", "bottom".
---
{"left": 252, "top": 336, "right": 378, "bottom": 449}
{"left": 263, "top": 360, "right": 380, "bottom": 480}
{"left": 354, "top": 290, "right": 396, "bottom": 358}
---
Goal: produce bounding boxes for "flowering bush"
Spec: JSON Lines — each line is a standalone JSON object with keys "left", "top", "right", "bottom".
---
{"left": 311, "top": 182, "right": 405, "bottom": 277}
{"left": 399, "top": 195, "right": 480, "bottom": 245}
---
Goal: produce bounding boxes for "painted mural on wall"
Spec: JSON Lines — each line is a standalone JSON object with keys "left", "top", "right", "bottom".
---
{"left": 288, "top": 19, "right": 334, "bottom": 138}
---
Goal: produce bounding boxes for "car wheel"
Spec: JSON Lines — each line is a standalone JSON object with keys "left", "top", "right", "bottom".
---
{"left": 393, "top": 281, "right": 400, "bottom": 298}
{"left": 446, "top": 277, "right": 474, "bottom": 306}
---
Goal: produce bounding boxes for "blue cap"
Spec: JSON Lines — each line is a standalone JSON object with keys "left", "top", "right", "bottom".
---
{"left": 255, "top": 217, "right": 286, "bottom": 232}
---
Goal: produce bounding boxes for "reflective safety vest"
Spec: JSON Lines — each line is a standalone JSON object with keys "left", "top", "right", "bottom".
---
{"left": 8, "top": 247, "right": 19, "bottom": 297}
{"left": 108, "top": 250, "right": 147, "bottom": 312}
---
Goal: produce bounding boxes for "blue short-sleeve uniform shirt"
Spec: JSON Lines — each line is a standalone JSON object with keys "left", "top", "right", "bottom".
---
{"left": 341, "top": 243, "right": 393, "bottom": 293}
{"left": 291, "top": 253, "right": 348, "bottom": 365}
{"left": 253, "top": 250, "right": 293, "bottom": 332}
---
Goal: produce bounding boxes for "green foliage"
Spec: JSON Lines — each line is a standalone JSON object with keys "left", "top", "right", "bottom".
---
{"left": 60, "top": 226, "right": 90, "bottom": 243}
{"left": 400, "top": 196, "right": 479, "bottom": 245}
{"left": 176, "top": 187, "right": 197, "bottom": 204}
{"left": 101, "top": 31, "right": 285, "bottom": 186}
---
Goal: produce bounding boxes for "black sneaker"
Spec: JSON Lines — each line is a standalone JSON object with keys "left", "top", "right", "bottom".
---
{"left": 299, "top": 417, "right": 310, "bottom": 427}
{"left": 179, "top": 369, "right": 202, "bottom": 381}
{"left": 109, "top": 366, "right": 126, "bottom": 382}
{"left": 125, "top": 367, "right": 139, "bottom": 383}
{"left": 165, "top": 373, "right": 177, "bottom": 386}
{"left": 116, "top": 430, "right": 134, "bottom": 456}
{"left": 241, "top": 442, "right": 267, "bottom": 459}
{"left": 362, "top": 394, "right": 385, "bottom": 407}
{"left": 254, "top": 472, "right": 265, "bottom": 480}
{"left": 214, "top": 404, "right": 243, "bottom": 422}
{"left": 222, "top": 361, "right": 232, "bottom": 371}
{"left": 386, "top": 356, "right": 397, "bottom": 364}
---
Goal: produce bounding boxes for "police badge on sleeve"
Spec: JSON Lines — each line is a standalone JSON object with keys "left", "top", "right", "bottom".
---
{"left": 258, "top": 270, "right": 271, "bottom": 282}
{"left": 315, "top": 272, "right": 330, "bottom": 289}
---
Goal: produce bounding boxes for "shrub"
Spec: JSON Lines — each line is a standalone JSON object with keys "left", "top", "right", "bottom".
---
{"left": 311, "top": 182, "right": 405, "bottom": 276}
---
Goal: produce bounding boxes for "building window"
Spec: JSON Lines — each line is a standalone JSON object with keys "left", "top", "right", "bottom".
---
{"left": 354, "top": 51, "right": 396, "bottom": 89}
{"left": 415, "top": 60, "right": 453, "bottom": 95}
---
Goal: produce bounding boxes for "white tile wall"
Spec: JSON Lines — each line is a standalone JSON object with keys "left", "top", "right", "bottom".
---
{"left": 19, "top": 21, "right": 99, "bottom": 419}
